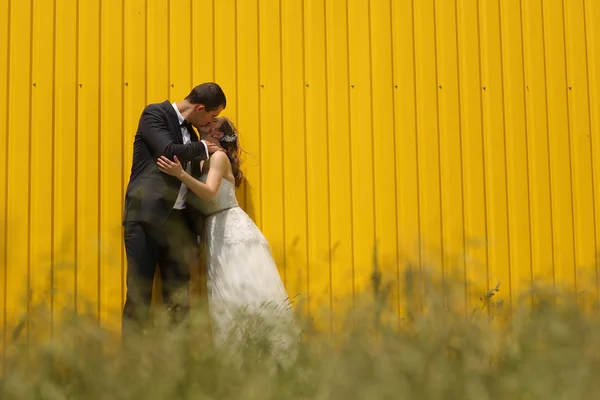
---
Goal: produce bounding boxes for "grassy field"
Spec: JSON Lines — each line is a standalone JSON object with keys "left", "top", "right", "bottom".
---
{"left": 2, "top": 265, "right": 600, "bottom": 399}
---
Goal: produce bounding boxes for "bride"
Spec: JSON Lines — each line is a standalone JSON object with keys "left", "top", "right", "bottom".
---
{"left": 157, "top": 116, "right": 299, "bottom": 367}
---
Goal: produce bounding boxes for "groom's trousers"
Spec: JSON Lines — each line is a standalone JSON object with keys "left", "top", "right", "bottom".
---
{"left": 122, "top": 208, "right": 199, "bottom": 336}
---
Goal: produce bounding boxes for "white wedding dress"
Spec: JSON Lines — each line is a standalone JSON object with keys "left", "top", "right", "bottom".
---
{"left": 197, "top": 173, "right": 299, "bottom": 368}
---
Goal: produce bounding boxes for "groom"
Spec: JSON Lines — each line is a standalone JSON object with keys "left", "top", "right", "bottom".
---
{"left": 121, "top": 82, "right": 226, "bottom": 337}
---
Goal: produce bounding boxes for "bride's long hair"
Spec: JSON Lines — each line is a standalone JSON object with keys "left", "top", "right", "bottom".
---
{"left": 218, "top": 116, "right": 244, "bottom": 188}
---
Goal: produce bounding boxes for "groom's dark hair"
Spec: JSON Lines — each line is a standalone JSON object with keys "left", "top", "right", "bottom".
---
{"left": 185, "top": 82, "right": 227, "bottom": 111}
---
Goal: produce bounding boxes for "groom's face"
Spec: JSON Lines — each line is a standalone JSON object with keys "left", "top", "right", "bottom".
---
{"left": 191, "top": 104, "right": 224, "bottom": 129}
{"left": 198, "top": 118, "right": 224, "bottom": 139}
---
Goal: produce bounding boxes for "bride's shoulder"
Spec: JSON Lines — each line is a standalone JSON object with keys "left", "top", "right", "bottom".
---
{"left": 210, "top": 150, "right": 230, "bottom": 165}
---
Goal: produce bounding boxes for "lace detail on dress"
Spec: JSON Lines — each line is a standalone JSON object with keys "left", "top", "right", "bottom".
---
{"left": 197, "top": 174, "right": 269, "bottom": 249}
{"left": 207, "top": 207, "right": 269, "bottom": 249}
{"left": 195, "top": 174, "right": 239, "bottom": 216}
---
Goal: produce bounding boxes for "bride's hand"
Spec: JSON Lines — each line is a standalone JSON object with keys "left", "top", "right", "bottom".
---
{"left": 157, "top": 155, "right": 185, "bottom": 178}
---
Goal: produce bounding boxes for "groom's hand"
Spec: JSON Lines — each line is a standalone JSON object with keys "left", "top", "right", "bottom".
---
{"left": 201, "top": 137, "right": 224, "bottom": 154}
{"left": 206, "top": 142, "right": 224, "bottom": 154}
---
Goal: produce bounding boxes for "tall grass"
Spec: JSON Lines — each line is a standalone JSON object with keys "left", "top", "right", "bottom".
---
{"left": 2, "top": 262, "right": 600, "bottom": 399}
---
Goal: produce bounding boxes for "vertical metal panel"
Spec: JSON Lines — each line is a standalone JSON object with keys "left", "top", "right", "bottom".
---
{"left": 1, "top": 0, "right": 600, "bottom": 350}
{"left": 76, "top": 0, "right": 100, "bottom": 323}
{"left": 259, "top": 0, "right": 285, "bottom": 286}
{"left": 393, "top": 0, "right": 421, "bottom": 318}
{"left": 99, "top": 0, "right": 124, "bottom": 330}
{"left": 0, "top": 0, "right": 7, "bottom": 372}
{"left": 53, "top": 0, "right": 78, "bottom": 329}
{"left": 544, "top": 0, "right": 577, "bottom": 296}
{"left": 436, "top": 0, "right": 465, "bottom": 302}
{"left": 480, "top": 0, "right": 511, "bottom": 306}
{"left": 414, "top": 0, "right": 443, "bottom": 278}
{"left": 236, "top": 0, "right": 260, "bottom": 223}
{"left": 456, "top": 0, "right": 488, "bottom": 312}
{"left": 587, "top": 0, "right": 600, "bottom": 301}
{"left": 305, "top": 0, "right": 332, "bottom": 328}
{"left": 326, "top": 0, "right": 353, "bottom": 329}
{"left": 500, "top": 0, "right": 532, "bottom": 308}
{"left": 370, "top": 0, "right": 397, "bottom": 318}
{"left": 281, "top": 0, "right": 308, "bottom": 316}
{"left": 522, "top": 0, "right": 554, "bottom": 287}
{"left": 348, "top": 0, "right": 375, "bottom": 307}
{"left": 566, "top": 0, "right": 598, "bottom": 301}
{"left": 7, "top": 0, "right": 32, "bottom": 352}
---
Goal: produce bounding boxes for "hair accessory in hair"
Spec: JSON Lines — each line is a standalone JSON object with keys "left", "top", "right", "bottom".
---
{"left": 221, "top": 132, "right": 237, "bottom": 143}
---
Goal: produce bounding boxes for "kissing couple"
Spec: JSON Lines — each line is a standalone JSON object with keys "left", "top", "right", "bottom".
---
{"left": 121, "top": 82, "right": 298, "bottom": 365}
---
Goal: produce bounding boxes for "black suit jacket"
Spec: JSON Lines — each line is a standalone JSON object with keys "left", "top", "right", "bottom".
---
{"left": 123, "top": 100, "right": 208, "bottom": 232}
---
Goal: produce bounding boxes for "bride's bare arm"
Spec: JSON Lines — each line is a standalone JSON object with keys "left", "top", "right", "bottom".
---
{"left": 183, "top": 152, "right": 227, "bottom": 200}
{"left": 156, "top": 151, "right": 228, "bottom": 201}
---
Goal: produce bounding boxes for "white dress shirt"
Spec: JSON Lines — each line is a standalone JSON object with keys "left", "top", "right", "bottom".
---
{"left": 171, "top": 102, "right": 207, "bottom": 210}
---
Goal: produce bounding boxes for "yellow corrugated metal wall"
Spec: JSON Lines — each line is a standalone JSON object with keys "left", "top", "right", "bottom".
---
{"left": 1, "top": 0, "right": 599, "bottom": 350}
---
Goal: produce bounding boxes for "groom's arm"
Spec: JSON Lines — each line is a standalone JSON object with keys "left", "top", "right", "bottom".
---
{"left": 139, "top": 106, "right": 208, "bottom": 162}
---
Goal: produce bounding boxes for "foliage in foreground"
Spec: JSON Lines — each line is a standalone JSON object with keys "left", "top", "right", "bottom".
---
{"left": 2, "top": 268, "right": 600, "bottom": 399}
